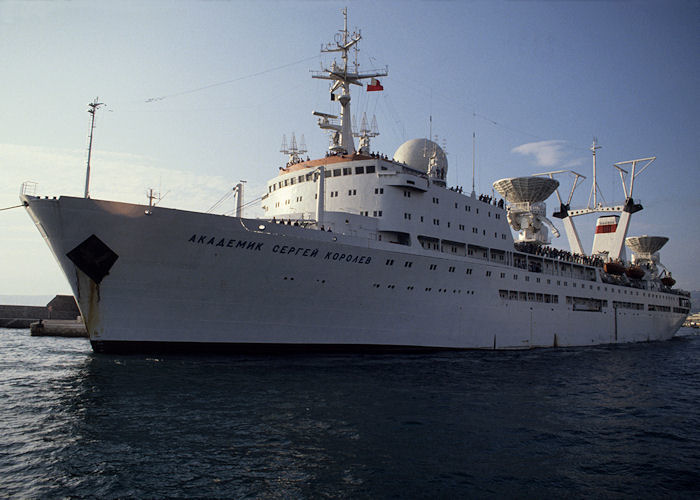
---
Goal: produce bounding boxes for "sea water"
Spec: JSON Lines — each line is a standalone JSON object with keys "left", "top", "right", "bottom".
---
{"left": 1, "top": 328, "right": 698, "bottom": 498}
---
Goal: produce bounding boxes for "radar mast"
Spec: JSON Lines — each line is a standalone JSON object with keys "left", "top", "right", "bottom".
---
{"left": 311, "top": 8, "right": 388, "bottom": 154}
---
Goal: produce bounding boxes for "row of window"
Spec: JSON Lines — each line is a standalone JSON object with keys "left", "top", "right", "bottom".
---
{"left": 371, "top": 282, "right": 477, "bottom": 294}
{"left": 378, "top": 257, "right": 678, "bottom": 302}
{"left": 269, "top": 165, "right": 379, "bottom": 192}
{"left": 499, "top": 289, "right": 560, "bottom": 304}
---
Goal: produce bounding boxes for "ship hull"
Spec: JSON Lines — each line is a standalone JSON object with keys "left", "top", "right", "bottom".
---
{"left": 23, "top": 196, "right": 687, "bottom": 353}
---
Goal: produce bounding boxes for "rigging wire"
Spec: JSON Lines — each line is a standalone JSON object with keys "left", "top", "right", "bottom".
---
{"left": 144, "top": 55, "right": 320, "bottom": 104}
{"left": 0, "top": 203, "right": 26, "bottom": 212}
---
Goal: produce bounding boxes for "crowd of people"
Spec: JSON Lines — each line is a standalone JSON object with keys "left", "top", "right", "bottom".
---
{"left": 514, "top": 241, "right": 604, "bottom": 268}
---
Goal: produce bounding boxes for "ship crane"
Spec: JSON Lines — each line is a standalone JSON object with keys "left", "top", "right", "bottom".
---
{"left": 534, "top": 169, "right": 587, "bottom": 255}
{"left": 550, "top": 139, "right": 656, "bottom": 262}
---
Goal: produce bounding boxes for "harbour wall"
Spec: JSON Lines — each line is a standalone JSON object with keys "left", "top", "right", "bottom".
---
{"left": 0, "top": 295, "right": 80, "bottom": 328}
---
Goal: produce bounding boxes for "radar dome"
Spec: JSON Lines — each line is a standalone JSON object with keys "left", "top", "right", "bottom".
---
{"left": 493, "top": 177, "right": 559, "bottom": 204}
{"left": 393, "top": 138, "right": 448, "bottom": 174}
{"left": 625, "top": 236, "right": 668, "bottom": 256}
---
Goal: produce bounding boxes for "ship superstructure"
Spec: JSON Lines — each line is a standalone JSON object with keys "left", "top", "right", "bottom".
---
{"left": 19, "top": 10, "right": 690, "bottom": 353}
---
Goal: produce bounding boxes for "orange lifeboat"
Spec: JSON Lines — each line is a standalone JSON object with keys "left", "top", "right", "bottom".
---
{"left": 604, "top": 262, "right": 625, "bottom": 275}
{"left": 625, "top": 266, "right": 645, "bottom": 280}
{"left": 661, "top": 276, "right": 676, "bottom": 287}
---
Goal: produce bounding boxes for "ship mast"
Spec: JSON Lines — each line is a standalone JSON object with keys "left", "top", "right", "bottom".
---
{"left": 84, "top": 97, "right": 104, "bottom": 198}
{"left": 312, "top": 8, "right": 387, "bottom": 154}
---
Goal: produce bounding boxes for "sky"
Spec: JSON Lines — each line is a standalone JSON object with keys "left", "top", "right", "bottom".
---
{"left": 1, "top": 0, "right": 698, "bottom": 297}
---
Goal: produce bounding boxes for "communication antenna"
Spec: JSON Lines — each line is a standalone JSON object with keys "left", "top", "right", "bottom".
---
{"left": 587, "top": 137, "right": 602, "bottom": 208}
{"left": 280, "top": 132, "right": 308, "bottom": 166}
{"left": 471, "top": 132, "right": 476, "bottom": 196}
{"left": 84, "top": 97, "right": 105, "bottom": 198}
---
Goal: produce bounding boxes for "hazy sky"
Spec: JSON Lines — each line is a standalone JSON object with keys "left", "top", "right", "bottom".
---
{"left": 1, "top": 0, "right": 698, "bottom": 295}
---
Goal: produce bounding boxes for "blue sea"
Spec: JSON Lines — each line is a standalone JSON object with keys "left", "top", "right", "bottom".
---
{"left": 1, "top": 328, "right": 699, "bottom": 498}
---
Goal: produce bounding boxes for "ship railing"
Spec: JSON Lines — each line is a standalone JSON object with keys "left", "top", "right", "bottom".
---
{"left": 20, "top": 181, "right": 38, "bottom": 197}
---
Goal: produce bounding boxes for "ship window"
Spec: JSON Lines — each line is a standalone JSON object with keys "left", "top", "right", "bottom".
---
{"left": 404, "top": 191, "right": 411, "bottom": 197}
{"left": 373, "top": 210, "right": 383, "bottom": 217}
{"left": 374, "top": 188, "right": 384, "bottom": 194}
{"left": 500, "top": 272, "right": 505, "bottom": 278}
{"left": 519, "top": 292, "right": 527, "bottom": 301}
{"left": 466, "top": 205, "right": 471, "bottom": 212}
{"left": 290, "top": 178, "right": 296, "bottom": 185}
{"left": 324, "top": 170, "right": 331, "bottom": 178}
{"left": 429, "top": 264, "right": 437, "bottom": 270}
{"left": 298, "top": 176, "right": 304, "bottom": 183}
{"left": 306, "top": 173, "right": 313, "bottom": 181}
{"left": 486, "top": 271, "right": 492, "bottom": 277}
{"left": 284, "top": 179, "right": 288, "bottom": 186}
{"left": 355, "top": 166, "right": 365, "bottom": 174}
{"left": 343, "top": 168, "right": 351, "bottom": 175}
{"left": 404, "top": 213, "right": 411, "bottom": 220}
{"left": 366, "top": 165, "right": 376, "bottom": 173}
{"left": 476, "top": 208, "right": 479, "bottom": 214}
{"left": 455, "top": 203, "right": 458, "bottom": 208}
{"left": 269, "top": 186, "right": 272, "bottom": 193}
{"left": 499, "top": 290, "right": 508, "bottom": 299}
{"left": 525, "top": 276, "right": 530, "bottom": 282}
{"left": 466, "top": 269, "right": 472, "bottom": 275}
{"left": 405, "top": 261, "right": 413, "bottom": 268}
{"left": 449, "top": 266, "right": 456, "bottom": 272}
{"left": 333, "top": 169, "right": 341, "bottom": 177}
{"left": 385, "top": 259, "right": 394, "bottom": 265}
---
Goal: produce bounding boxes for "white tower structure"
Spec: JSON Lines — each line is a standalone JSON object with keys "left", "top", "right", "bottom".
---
{"left": 311, "top": 8, "right": 387, "bottom": 155}
{"left": 555, "top": 140, "right": 656, "bottom": 262}
{"left": 535, "top": 169, "right": 587, "bottom": 255}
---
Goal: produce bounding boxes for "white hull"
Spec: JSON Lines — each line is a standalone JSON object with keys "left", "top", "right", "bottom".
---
{"left": 23, "top": 196, "right": 687, "bottom": 353}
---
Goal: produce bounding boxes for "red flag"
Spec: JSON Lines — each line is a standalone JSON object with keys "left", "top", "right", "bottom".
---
{"left": 367, "top": 78, "right": 383, "bottom": 92}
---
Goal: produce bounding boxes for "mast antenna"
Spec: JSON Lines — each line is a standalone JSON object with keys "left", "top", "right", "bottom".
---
{"left": 471, "top": 132, "right": 476, "bottom": 195}
{"left": 587, "top": 137, "right": 602, "bottom": 208}
{"left": 84, "top": 97, "right": 105, "bottom": 198}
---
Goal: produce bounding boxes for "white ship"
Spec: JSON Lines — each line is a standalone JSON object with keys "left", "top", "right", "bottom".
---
{"left": 21, "top": 11, "right": 690, "bottom": 353}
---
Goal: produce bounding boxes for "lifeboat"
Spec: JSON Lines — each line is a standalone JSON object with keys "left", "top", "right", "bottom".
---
{"left": 625, "top": 266, "right": 645, "bottom": 280}
{"left": 604, "top": 262, "right": 625, "bottom": 275}
{"left": 661, "top": 276, "right": 676, "bottom": 287}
